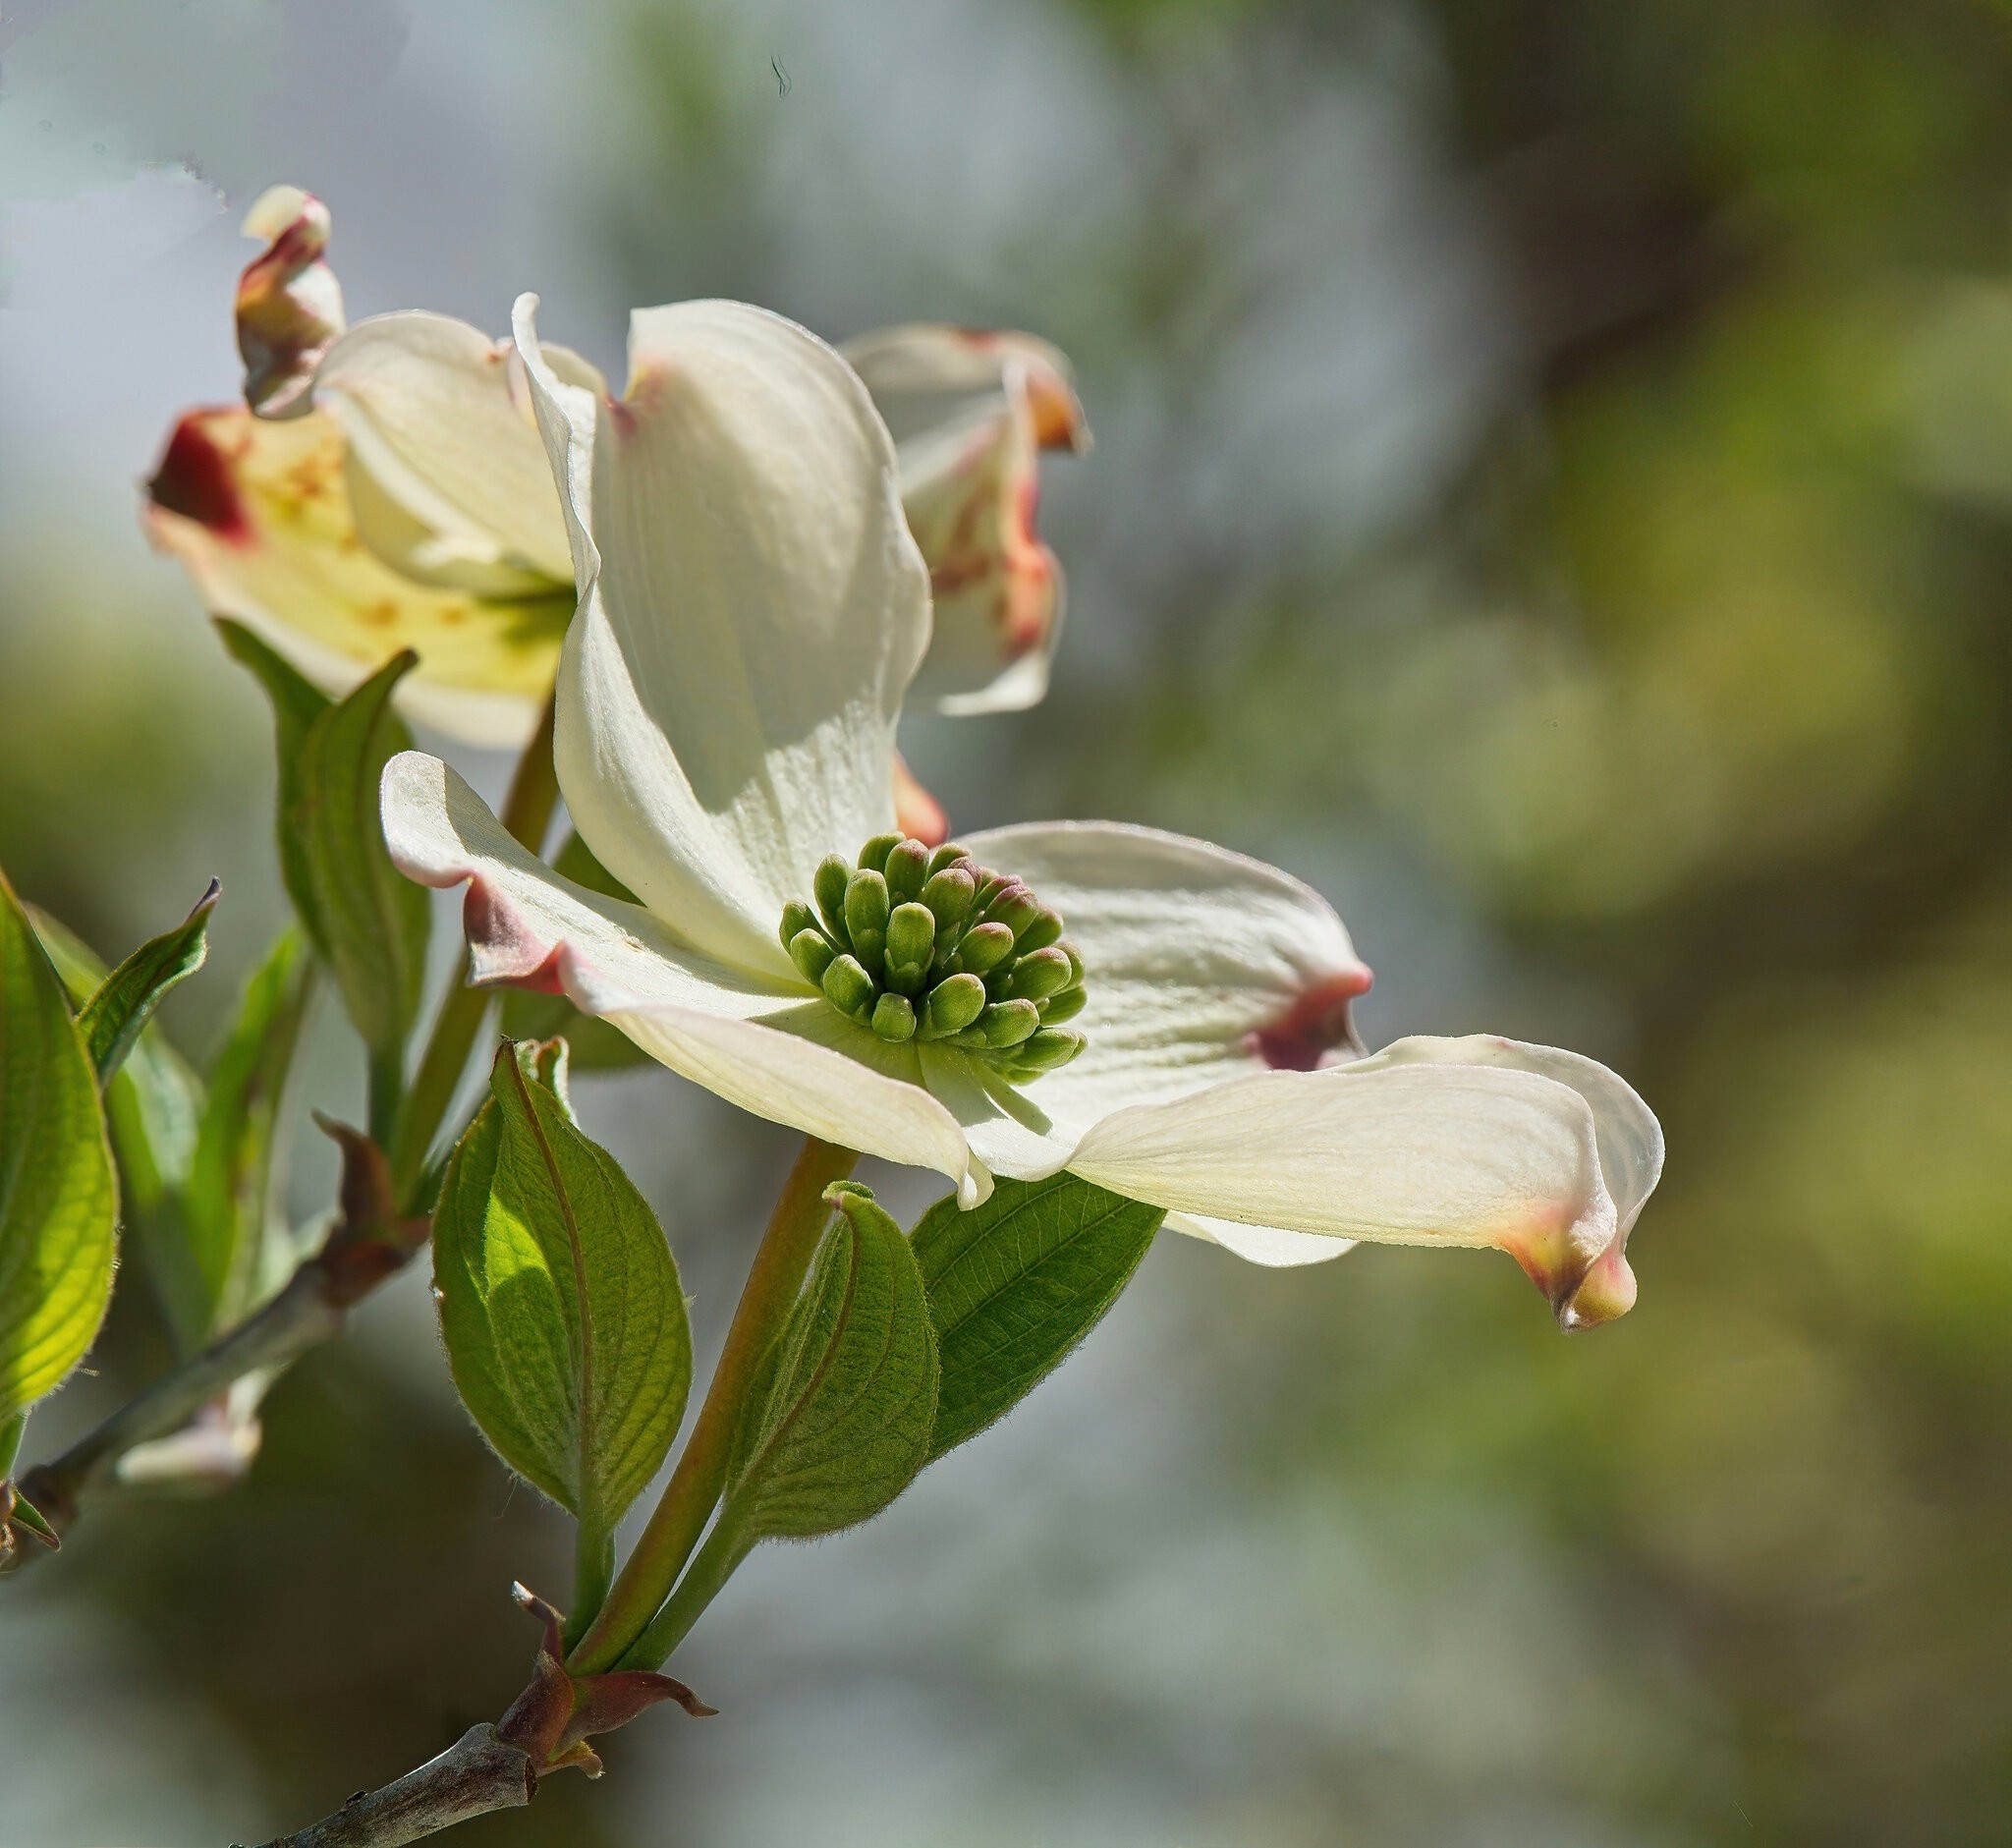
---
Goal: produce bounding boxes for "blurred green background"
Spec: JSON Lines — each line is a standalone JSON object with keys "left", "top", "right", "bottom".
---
{"left": 5, "top": 0, "right": 2012, "bottom": 1841}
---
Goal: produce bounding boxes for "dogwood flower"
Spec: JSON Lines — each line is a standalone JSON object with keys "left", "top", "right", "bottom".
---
{"left": 382, "top": 293, "right": 1661, "bottom": 1328}
{"left": 145, "top": 188, "right": 1085, "bottom": 764}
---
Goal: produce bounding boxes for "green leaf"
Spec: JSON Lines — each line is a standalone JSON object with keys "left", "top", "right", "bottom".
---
{"left": 499, "top": 834, "right": 648, "bottom": 1070}
{"left": 75, "top": 879, "right": 219, "bottom": 1084}
{"left": 432, "top": 1040, "right": 692, "bottom": 1535}
{"left": 216, "top": 619, "right": 328, "bottom": 939}
{"left": 913, "top": 1171, "right": 1162, "bottom": 1461}
{"left": 0, "top": 868, "right": 118, "bottom": 1425}
{"left": 222, "top": 623, "right": 428, "bottom": 1058}
{"left": 724, "top": 1183, "right": 938, "bottom": 1541}
{"left": 30, "top": 906, "right": 208, "bottom": 1349}
{"left": 1, "top": 1409, "right": 23, "bottom": 1479}
{"left": 183, "top": 930, "right": 318, "bottom": 1344}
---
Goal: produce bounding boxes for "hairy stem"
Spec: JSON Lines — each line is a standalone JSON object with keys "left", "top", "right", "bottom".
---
{"left": 623, "top": 1505, "right": 752, "bottom": 1671}
{"left": 390, "top": 696, "right": 560, "bottom": 1204}
{"left": 567, "top": 1519, "right": 615, "bottom": 1653}
{"left": 252, "top": 1725, "right": 535, "bottom": 1848}
{"left": 366, "top": 1041, "right": 405, "bottom": 1150}
{"left": 566, "top": 1137, "right": 858, "bottom": 1675}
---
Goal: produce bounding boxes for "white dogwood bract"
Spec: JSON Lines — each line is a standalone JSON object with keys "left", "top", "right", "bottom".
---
{"left": 148, "top": 189, "right": 1090, "bottom": 752}
{"left": 382, "top": 293, "right": 1661, "bottom": 1327}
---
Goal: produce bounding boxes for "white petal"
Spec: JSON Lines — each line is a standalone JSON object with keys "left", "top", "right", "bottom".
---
{"left": 381, "top": 751, "right": 978, "bottom": 1201}
{"left": 235, "top": 185, "right": 344, "bottom": 420}
{"left": 1165, "top": 1212, "right": 1356, "bottom": 1267}
{"left": 844, "top": 324, "right": 1090, "bottom": 717}
{"left": 915, "top": 1040, "right": 1079, "bottom": 1182}
{"left": 1066, "top": 1047, "right": 1651, "bottom": 1327}
{"left": 144, "top": 406, "right": 562, "bottom": 748}
{"left": 959, "top": 819, "right": 1371, "bottom": 1120}
{"left": 840, "top": 324, "right": 1090, "bottom": 453}
{"left": 1364, "top": 1035, "right": 1663, "bottom": 1235}
{"left": 898, "top": 395, "right": 1065, "bottom": 716}
{"left": 514, "top": 294, "right": 931, "bottom": 974}
{"left": 315, "top": 311, "right": 581, "bottom": 595}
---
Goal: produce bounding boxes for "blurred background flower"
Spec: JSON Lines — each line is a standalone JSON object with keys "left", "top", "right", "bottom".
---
{"left": 4, "top": 0, "right": 2010, "bottom": 1841}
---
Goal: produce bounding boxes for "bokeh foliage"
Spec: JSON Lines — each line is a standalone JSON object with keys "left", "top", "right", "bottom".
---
{"left": 4, "top": 0, "right": 2012, "bottom": 1841}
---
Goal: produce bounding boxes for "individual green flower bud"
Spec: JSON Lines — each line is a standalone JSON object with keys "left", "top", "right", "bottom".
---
{"left": 883, "top": 903, "right": 936, "bottom": 991}
{"left": 1038, "top": 983, "right": 1087, "bottom": 1025}
{"left": 858, "top": 832, "right": 904, "bottom": 871}
{"left": 920, "top": 972, "right": 987, "bottom": 1038}
{"left": 926, "top": 842, "right": 970, "bottom": 877}
{"left": 1004, "top": 945, "right": 1074, "bottom": 1004}
{"left": 884, "top": 838, "right": 930, "bottom": 906}
{"left": 982, "top": 883, "right": 1042, "bottom": 940}
{"left": 814, "top": 855, "right": 854, "bottom": 943}
{"left": 1006, "top": 1029, "right": 1086, "bottom": 1076}
{"left": 954, "top": 998, "right": 1041, "bottom": 1050}
{"left": 844, "top": 868, "right": 890, "bottom": 977}
{"left": 820, "top": 953, "right": 876, "bottom": 1020}
{"left": 870, "top": 992, "right": 917, "bottom": 1041}
{"left": 778, "top": 899, "right": 820, "bottom": 952}
{"left": 1014, "top": 908, "right": 1063, "bottom": 954}
{"left": 953, "top": 921, "right": 1017, "bottom": 976}
{"left": 790, "top": 929, "right": 837, "bottom": 985}
{"left": 1060, "top": 940, "right": 1086, "bottom": 986}
{"left": 920, "top": 866, "right": 976, "bottom": 932}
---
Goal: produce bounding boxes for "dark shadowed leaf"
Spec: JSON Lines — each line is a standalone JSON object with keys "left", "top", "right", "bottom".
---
{"left": 913, "top": 1171, "right": 1161, "bottom": 1460}
{"left": 182, "top": 929, "right": 318, "bottom": 1345}
{"left": 221, "top": 623, "right": 428, "bottom": 1058}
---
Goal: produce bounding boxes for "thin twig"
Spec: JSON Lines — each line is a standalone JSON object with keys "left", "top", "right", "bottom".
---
{"left": 253, "top": 1725, "right": 535, "bottom": 1848}
{"left": 11, "top": 1262, "right": 344, "bottom": 1550}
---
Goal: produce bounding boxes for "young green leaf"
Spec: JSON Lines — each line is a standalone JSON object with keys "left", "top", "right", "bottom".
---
{"left": 432, "top": 1041, "right": 692, "bottom": 1537}
{"left": 499, "top": 834, "right": 648, "bottom": 1070}
{"left": 913, "top": 1171, "right": 1162, "bottom": 1460}
{"left": 222, "top": 622, "right": 429, "bottom": 1059}
{"left": 182, "top": 929, "right": 318, "bottom": 1345}
{"left": 75, "top": 879, "right": 219, "bottom": 1084}
{"left": 30, "top": 906, "right": 208, "bottom": 1349}
{"left": 0, "top": 868, "right": 118, "bottom": 1426}
{"left": 724, "top": 1183, "right": 939, "bottom": 1542}
{"left": 216, "top": 619, "right": 329, "bottom": 943}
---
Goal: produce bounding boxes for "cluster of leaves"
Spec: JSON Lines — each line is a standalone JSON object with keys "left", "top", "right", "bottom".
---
{"left": 3, "top": 592, "right": 1173, "bottom": 1735}
{"left": 0, "top": 613, "right": 442, "bottom": 1557}
{"left": 433, "top": 1032, "right": 1164, "bottom": 1675}
{"left": 0, "top": 865, "right": 216, "bottom": 1556}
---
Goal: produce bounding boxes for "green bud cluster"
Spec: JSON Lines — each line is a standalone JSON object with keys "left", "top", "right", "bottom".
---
{"left": 778, "top": 834, "right": 1088, "bottom": 1084}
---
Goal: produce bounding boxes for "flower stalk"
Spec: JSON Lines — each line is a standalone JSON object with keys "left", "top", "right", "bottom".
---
{"left": 565, "top": 1136, "right": 858, "bottom": 1675}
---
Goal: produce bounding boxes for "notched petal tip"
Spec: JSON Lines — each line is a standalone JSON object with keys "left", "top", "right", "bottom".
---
{"left": 236, "top": 182, "right": 345, "bottom": 419}
{"left": 1249, "top": 967, "right": 1374, "bottom": 1071}
{"left": 1499, "top": 1204, "right": 1637, "bottom": 1332}
{"left": 146, "top": 412, "right": 253, "bottom": 544}
{"left": 463, "top": 876, "right": 575, "bottom": 994}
